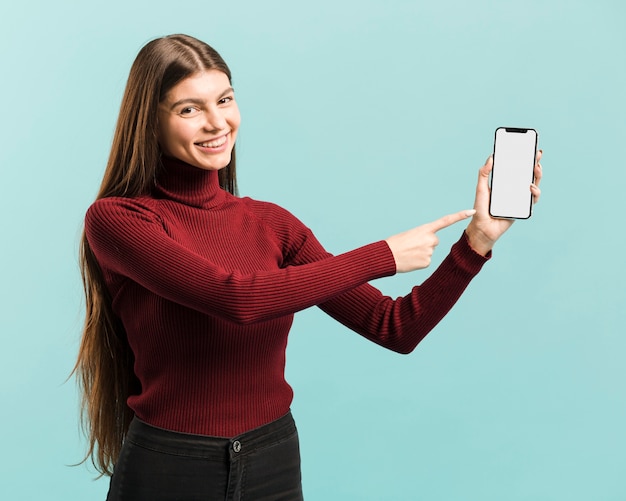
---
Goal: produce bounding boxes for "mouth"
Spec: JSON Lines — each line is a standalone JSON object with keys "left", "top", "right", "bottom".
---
{"left": 195, "top": 133, "right": 229, "bottom": 149}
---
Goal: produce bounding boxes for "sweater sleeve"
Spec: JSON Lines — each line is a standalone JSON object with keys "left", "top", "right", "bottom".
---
{"left": 256, "top": 201, "right": 490, "bottom": 353}
{"left": 274, "top": 207, "right": 490, "bottom": 353}
{"left": 317, "top": 234, "right": 489, "bottom": 353}
{"left": 85, "top": 197, "right": 397, "bottom": 325}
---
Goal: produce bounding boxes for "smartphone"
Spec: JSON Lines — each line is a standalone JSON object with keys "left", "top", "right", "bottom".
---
{"left": 489, "top": 127, "right": 538, "bottom": 219}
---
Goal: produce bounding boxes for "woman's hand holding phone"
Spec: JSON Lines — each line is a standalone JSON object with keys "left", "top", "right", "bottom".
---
{"left": 465, "top": 151, "right": 543, "bottom": 256}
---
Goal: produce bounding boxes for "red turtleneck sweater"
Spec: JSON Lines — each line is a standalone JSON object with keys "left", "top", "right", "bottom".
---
{"left": 85, "top": 157, "right": 489, "bottom": 437}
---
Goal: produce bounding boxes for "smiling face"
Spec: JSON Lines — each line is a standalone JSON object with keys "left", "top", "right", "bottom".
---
{"left": 157, "top": 70, "right": 240, "bottom": 171}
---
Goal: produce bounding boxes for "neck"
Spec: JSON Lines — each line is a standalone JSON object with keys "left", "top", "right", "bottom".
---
{"left": 153, "top": 156, "right": 227, "bottom": 209}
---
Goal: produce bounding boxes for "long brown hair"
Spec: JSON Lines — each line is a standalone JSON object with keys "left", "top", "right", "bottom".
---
{"left": 74, "top": 34, "right": 237, "bottom": 476}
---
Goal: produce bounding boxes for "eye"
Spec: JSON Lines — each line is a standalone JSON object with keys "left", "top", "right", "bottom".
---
{"left": 179, "top": 106, "right": 200, "bottom": 117}
{"left": 218, "top": 95, "right": 234, "bottom": 105}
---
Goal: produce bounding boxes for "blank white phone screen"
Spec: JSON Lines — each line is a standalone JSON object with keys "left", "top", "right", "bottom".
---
{"left": 489, "top": 128, "right": 537, "bottom": 219}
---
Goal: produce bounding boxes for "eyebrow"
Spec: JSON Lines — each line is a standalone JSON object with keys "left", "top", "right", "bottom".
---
{"left": 168, "top": 87, "right": 235, "bottom": 110}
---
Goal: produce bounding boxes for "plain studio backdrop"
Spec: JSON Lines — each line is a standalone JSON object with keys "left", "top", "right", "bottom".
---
{"left": 1, "top": 1, "right": 624, "bottom": 499}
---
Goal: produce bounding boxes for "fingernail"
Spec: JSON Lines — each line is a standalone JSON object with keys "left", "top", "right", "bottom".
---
{"left": 465, "top": 209, "right": 477, "bottom": 217}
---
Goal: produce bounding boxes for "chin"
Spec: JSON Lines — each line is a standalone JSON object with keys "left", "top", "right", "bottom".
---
{"left": 199, "top": 160, "right": 231, "bottom": 171}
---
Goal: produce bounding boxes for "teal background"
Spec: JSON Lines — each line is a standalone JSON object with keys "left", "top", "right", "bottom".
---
{"left": 1, "top": 0, "right": 624, "bottom": 499}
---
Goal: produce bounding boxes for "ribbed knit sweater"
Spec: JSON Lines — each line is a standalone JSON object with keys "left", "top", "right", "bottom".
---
{"left": 85, "top": 157, "right": 489, "bottom": 437}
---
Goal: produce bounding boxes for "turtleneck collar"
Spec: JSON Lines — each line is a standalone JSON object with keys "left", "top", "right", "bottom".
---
{"left": 153, "top": 156, "right": 228, "bottom": 209}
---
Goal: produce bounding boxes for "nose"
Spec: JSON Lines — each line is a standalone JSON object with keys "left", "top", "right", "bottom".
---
{"left": 203, "top": 107, "right": 227, "bottom": 132}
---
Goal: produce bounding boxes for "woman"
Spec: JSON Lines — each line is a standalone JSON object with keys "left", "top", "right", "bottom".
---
{"left": 75, "top": 34, "right": 542, "bottom": 500}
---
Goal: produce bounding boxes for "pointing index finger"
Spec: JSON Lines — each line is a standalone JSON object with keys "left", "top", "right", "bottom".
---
{"left": 428, "top": 209, "right": 476, "bottom": 232}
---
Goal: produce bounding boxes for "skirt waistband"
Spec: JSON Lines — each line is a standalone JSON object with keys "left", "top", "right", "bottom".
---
{"left": 125, "top": 412, "right": 296, "bottom": 461}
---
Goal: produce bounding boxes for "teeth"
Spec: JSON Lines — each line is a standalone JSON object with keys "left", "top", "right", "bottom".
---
{"left": 198, "top": 136, "right": 227, "bottom": 148}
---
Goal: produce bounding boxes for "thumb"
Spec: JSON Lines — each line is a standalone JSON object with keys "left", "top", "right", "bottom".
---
{"left": 478, "top": 155, "right": 493, "bottom": 183}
